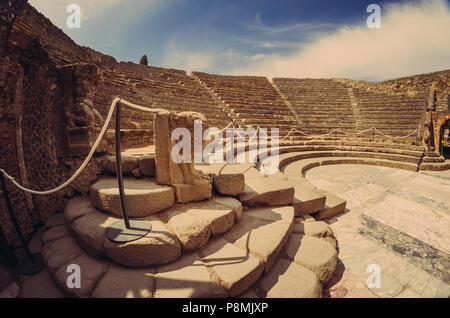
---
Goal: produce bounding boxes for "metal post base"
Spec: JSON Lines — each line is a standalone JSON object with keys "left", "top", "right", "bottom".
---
{"left": 20, "top": 252, "right": 45, "bottom": 276}
{"left": 105, "top": 220, "right": 152, "bottom": 243}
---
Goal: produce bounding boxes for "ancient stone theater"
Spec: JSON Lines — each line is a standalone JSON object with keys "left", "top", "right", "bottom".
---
{"left": 0, "top": 1, "right": 449, "bottom": 298}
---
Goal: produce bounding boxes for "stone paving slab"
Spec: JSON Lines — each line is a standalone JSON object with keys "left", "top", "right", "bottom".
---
{"left": 307, "top": 165, "right": 450, "bottom": 298}
{"left": 90, "top": 177, "right": 175, "bottom": 217}
{"left": 239, "top": 177, "right": 295, "bottom": 207}
{"left": 159, "top": 197, "right": 241, "bottom": 251}
{"left": 224, "top": 213, "right": 293, "bottom": 273}
{"left": 104, "top": 216, "right": 182, "bottom": 267}
{"left": 199, "top": 238, "right": 264, "bottom": 297}
{"left": 362, "top": 194, "right": 450, "bottom": 255}
{"left": 255, "top": 258, "right": 321, "bottom": 298}
{"left": 92, "top": 264, "right": 154, "bottom": 298}
{"left": 289, "top": 179, "right": 326, "bottom": 216}
{"left": 285, "top": 234, "right": 338, "bottom": 282}
{"left": 154, "top": 253, "right": 228, "bottom": 298}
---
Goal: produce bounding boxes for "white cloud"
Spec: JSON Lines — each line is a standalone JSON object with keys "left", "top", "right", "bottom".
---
{"left": 249, "top": 54, "right": 266, "bottom": 62}
{"left": 232, "top": 0, "right": 450, "bottom": 81}
{"left": 162, "top": 41, "right": 215, "bottom": 73}
{"left": 246, "top": 12, "right": 335, "bottom": 34}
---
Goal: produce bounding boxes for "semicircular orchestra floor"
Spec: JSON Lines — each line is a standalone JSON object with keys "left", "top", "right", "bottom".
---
{"left": 304, "top": 164, "right": 450, "bottom": 298}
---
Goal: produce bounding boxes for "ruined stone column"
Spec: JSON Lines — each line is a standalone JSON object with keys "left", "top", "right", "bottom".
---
{"left": 154, "top": 111, "right": 212, "bottom": 203}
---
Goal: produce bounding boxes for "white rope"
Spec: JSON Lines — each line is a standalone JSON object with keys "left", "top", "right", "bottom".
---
{"left": 1, "top": 94, "right": 421, "bottom": 194}
{"left": 258, "top": 126, "right": 269, "bottom": 137}
{"left": 292, "top": 126, "right": 417, "bottom": 139}
{"left": 373, "top": 127, "right": 418, "bottom": 139}
{"left": 336, "top": 127, "right": 373, "bottom": 136}
{"left": 279, "top": 128, "right": 295, "bottom": 141}
{"left": 0, "top": 97, "right": 121, "bottom": 195}
{"left": 119, "top": 99, "right": 168, "bottom": 113}
{"left": 233, "top": 125, "right": 259, "bottom": 140}
{"left": 216, "top": 122, "right": 233, "bottom": 134}
{"left": 0, "top": 97, "right": 172, "bottom": 195}
{"left": 292, "top": 128, "right": 339, "bottom": 138}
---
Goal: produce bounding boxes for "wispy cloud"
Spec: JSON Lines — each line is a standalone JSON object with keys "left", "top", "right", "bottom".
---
{"left": 235, "top": 38, "right": 303, "bottom": 49}
{"left": 246, "top": 12, "right": 336, "bottom": 35}
{"left": 162, "top": 40, "right": 215, "bottom": 73}
{"left": 232, "top": 0, "right": 450, "bottom": 81}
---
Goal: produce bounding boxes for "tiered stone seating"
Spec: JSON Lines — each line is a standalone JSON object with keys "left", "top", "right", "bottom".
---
{"left": 273, "top": 78, "right": 356, "bottom": 135}
{"left": 93, "top": 63, "right": 232, "bottom": 147}
{"left": 353, "top": 88, "right": 425, "bottom": 140}
{"left": 193, "top": 72, "right": 298, "bottom": 136}
{"left": 253, "top": 140, "right": 427, "bottom": 220}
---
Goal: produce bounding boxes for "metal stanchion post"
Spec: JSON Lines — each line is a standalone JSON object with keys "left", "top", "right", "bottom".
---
{"left": 105, "top": 101, "right": 152, "bottom": 243}
{"left": 0, "top": 171, "right": 44, "bottom": 275}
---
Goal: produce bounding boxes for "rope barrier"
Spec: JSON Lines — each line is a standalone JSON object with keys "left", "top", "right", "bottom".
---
{"left": 373, "top": 127, "right": 418, "bottom": 139}
{"left": 291, "top": 126, "right": 418, "bottom": 140}
{"left": 0, "top": 95, "right": 421, "bottom": 195}
{"left": 279, "top": 128, "right": 296, "bottom": 141}
{"left": 233, "top": 125, "right": 259, "bottom": 140}
{"left": 0, "top": 97, "right": 170, "bottom": 195}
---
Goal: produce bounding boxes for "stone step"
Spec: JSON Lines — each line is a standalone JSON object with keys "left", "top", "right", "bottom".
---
{"left": 158, "top": 196, "right": 243, "bottom": 251}
{"left": 224, "top": 206, "right": 294, "bottom": 273}
{"left": 64, "top": 196, "right": 181, "bottom": 267}
{"left": 65, "top": 195, "right": 243, "bottom": 266}
{"left": 101, "top": 154, "right": 156, "bottom": 178}
{"left": 292, "top": 221, "right": 337, "bottom": 248}
{"left": 42, "top": 204, "right": 298, "bottom": 297}
{"left": 152, "top": 252, "right": 228, "bottom": 298}
{"left": 422, "top": 156, "right": 445, "bottom": 163}
{"left": 315, "top": 190, "right": 347, "bottom": 221}
{"left": 196, "top": 163, "right": 246, "bottom": 196}
{"left": 284, "top": 234, "right": 338, "bottom": 283}
{"left": 289, "top": 179, "right": 327, "bottom": 216}
{"left": 277, "top": 144, "right": 423, "bottom": 158}
{"left": 238, "top": 177, "right": 295, "bottom": 207}
{"left": 280, "top": 151, "right": 421, "bottom": 167}
{"left": 254, "top": 258, "right": 322, "bottom": 298}
{"left": 278, "top": 159, "right": 346, "bottom": 220}
{"left": 277, "top": 150, "right": 421, "bottom": 169}
{"left": 89, "top": 177, "right": 175, "bottom": 218}
{"left": 284, "top": 140, "right": 423, "bottom": 152}
{"left": 198, "top": 237, "right": 265, "bottom": 297}
{"left": 419, "top": 160, "right": 450, "bottom": 171}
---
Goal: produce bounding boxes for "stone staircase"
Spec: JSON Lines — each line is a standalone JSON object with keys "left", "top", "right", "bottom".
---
{"left": 92, "top": 63, "right": 233, "bottom": 149}
{"left": 352, "top": 88, "right": 425, "bottom": 140}
{"left": 40, "top": 147, "right": 340, "bottom": 298}
{"left": 272, "top": 78, "right": 356, "bottom": 135}
{"left": 192, "top": 72, "right": 299, "bottom": 136}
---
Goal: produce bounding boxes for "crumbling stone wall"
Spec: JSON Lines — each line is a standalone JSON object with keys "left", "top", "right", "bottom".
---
{"left": 0, "top": 6, "right": 105, "bottom": 249}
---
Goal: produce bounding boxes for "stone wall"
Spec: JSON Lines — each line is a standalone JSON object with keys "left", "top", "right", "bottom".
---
{"left": 0, "top": 5, "right": 105, "bottom": 249}
{"left": 337, "top": 70, "right": 449, "bottom": 109}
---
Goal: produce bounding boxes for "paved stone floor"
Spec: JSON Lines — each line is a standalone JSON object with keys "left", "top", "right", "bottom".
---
{"left": 306, "top": 165, "right": 450, "bottom": 298}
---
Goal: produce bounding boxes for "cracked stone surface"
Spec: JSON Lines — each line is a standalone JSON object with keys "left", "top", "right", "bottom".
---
{"left": 306, "top": 164, "right": 450, "bottom": 298}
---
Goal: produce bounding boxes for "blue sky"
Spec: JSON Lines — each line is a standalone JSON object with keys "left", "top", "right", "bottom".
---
{"left": 30, "top": 0, "right": 450, "bottom": 80}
